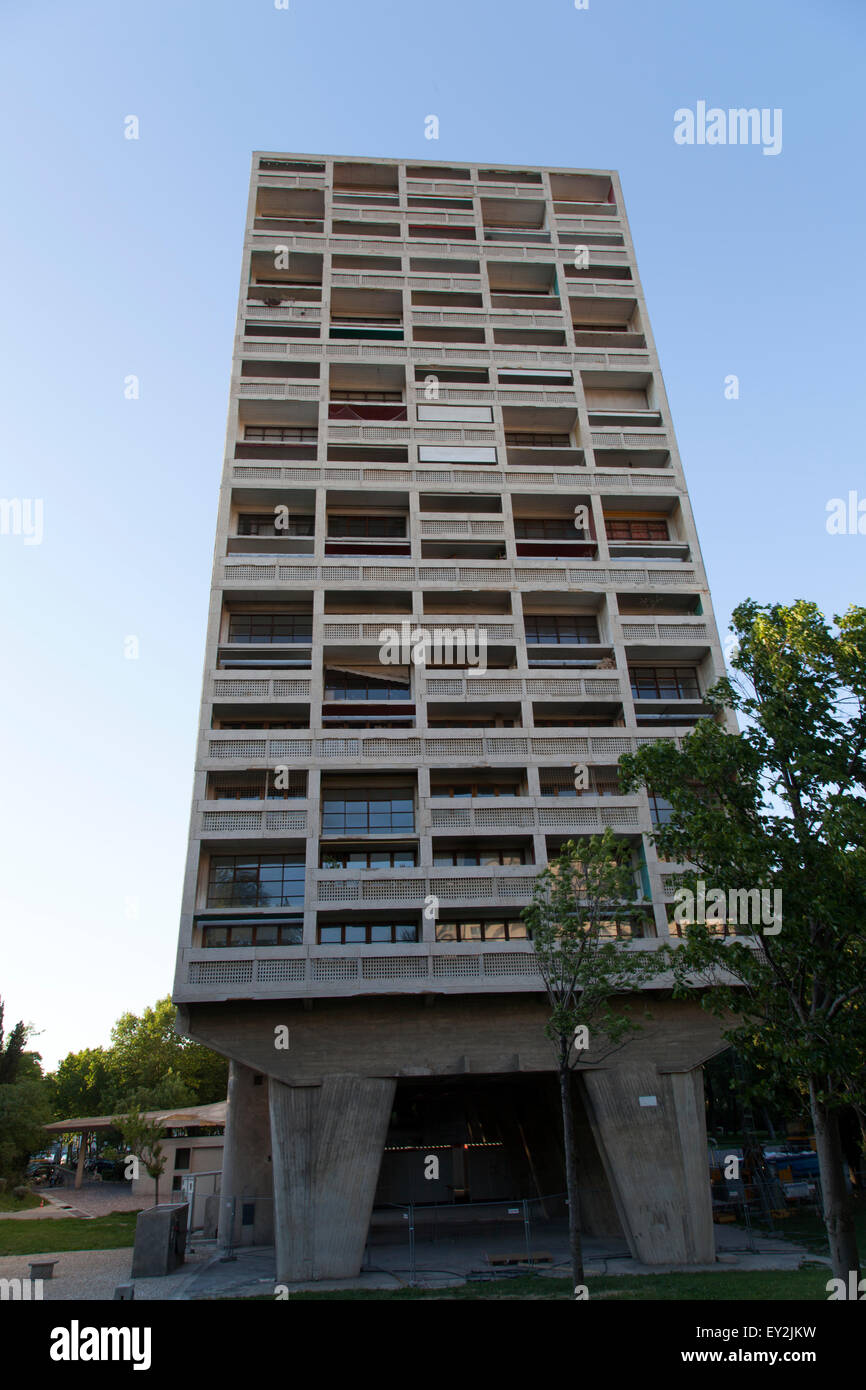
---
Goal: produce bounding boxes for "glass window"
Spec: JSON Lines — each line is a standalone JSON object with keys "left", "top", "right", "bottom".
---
{"left": 525, "top": 615, "right": 599, "bottom": 645}
{"left": 316, "top": 921, "right": 420, "bottom": 943}
{"left": 629, "top": 666, "right": 699, "bottom": 700}
{"left": 228, "top": 614, "right": 312, "bottom": 644}
{"left": 435, "top": 918, "right": 530, "bottom": 941}
{"left": 206, "top": 854, "right": 306, "bottom": 908}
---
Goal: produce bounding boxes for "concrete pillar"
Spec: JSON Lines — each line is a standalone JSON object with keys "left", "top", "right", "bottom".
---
{"left": 218, "top": 1061, "right": 274, "bottom": 1249}
{"left": 581, "top": 1063, "right": 714, "bottom": 1265}
{"left": 269, "top": 1073, "right": 396, "bottom": 1281}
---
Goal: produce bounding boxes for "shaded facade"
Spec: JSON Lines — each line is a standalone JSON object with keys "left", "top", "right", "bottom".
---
{"left": 173, "top": 152, "right": 729, "bottom": 1279}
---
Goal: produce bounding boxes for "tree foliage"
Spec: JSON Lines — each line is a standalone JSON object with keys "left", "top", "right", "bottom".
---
{"left": 0, "top": 998, "right": 50, "bottom": 1179}
{"left": 522, "top": 830, "right": 666, "bottom": 1287}
{"left": 47, "top": 997, "right": 228, "bottom": 1121}
{"left": 619, "top": 598, "right": 866, "bottom": 1281}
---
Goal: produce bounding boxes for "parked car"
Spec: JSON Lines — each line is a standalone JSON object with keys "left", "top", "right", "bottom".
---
{"left": 85, "top": 1156, "right": 125, "bottom": 1180}
{"left": 26, "top": 1160, "right": 61, "bottom": 1187}
{"left": 764, "top": 1146, "right": 820, "bottom": 1179}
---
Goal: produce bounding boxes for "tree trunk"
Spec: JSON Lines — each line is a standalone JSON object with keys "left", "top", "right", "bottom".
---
{"left": 809, "top": 1080, "right": 861, "bottom": 1284}
{"left": 558, "top": 1045, "right": 584, "bottom": 1288}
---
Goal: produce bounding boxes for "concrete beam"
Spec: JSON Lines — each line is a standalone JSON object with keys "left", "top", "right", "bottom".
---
{"left": 183, "top": 994, "right": 728, "bottom": 1084}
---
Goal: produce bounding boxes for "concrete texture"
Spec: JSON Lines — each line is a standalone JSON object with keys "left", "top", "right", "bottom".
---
{"left": 582, "top": 1063, "right": 715, "bottom": 1264}
{"left": 130, "top": 1204, "right": 188, "bottom": 1278}
{"left": 269, "top": 1074, "right": 395, "bottom": 1280}
{"left": 218, "top": 1060, "right": 274, "bottom": 1248}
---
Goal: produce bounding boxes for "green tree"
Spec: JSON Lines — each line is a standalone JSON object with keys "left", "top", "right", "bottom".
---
{"left": 106, "top": 997, "right": 227, "bottom": 1109}
{"left": 0, "top": 999, "right": 27, "bottom": 1085}
{"left": 522, "top": 830, "right": 664, "bottom": 1289}
{"left": 48, "top": 1047, "right": 113, "bottom": 1120}
{"left": 114, "top": 1110, "right": 167, "bottom": 1207}
{"left": 620, "top": 598, "right": 866, "bottom": 1284}
{"left": 0, "top": 999, "right": 50, "bottom": 1180}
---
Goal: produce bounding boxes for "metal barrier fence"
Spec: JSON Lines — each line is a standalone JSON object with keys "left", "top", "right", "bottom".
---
{"left": 365, "top": 1191, "right": 592, "bottom": 1285}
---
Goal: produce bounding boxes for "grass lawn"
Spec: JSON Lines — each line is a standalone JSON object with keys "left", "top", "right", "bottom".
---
{"left": 238, "top": 1268, "right": 830, "bottom": 1301}
{"left": 0, "top": 1190, "right": 42, "bottom": 1213}
{"left": 0, "top": 1211, "right": 140, "bottom": 1257}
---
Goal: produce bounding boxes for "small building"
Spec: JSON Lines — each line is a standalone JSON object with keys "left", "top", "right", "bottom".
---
{"left": 43, "top": 1101, "right": 226, "bottom": 1227}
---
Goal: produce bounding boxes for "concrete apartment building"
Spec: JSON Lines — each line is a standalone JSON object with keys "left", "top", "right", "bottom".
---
{"left": 172, "top": 151, "right": 729, "bottom": 1282}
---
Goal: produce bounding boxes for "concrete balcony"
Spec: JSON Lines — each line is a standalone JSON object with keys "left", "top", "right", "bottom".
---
{"left": 423, "top": 672, "right": 622, "bottom": 700}
{"left": 176, "top": 941, "right": 552, "bottom": 998}
{"left": 202, "top": 727, "right": 694, "bottom": 767}
{"left": 426, "top": 796, "right": 642, "bottom": 835}
{"left": 218, "top": 555, "right": 701, "bottom": 591}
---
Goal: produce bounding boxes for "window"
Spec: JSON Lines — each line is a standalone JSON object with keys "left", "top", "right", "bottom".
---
{"left": 629, "top": 666, "right": 700, "bottom": 700}
{"left": 206, "top": 855, "right": 305, "bottom": 909}
{"left": 514, "top": 519, "right": 584, "bottom": 540}
{"left": 330, "top": 390, "right": 403, "bottom": 402}
{"left": 435, "top": 918, "right": 529, "bottom": 941}
{"left": 208, "top": 771, "right": 306, "bottom": 800}
{"left": 433, "top": 846, "right": 527, "bottom": 866}
{"left": 327, "top": 516, "right": 406, "bottom": 538}
{"left": 218, "top": 719, "right": 309, "bottom": 730}
{"left": 505, "top": 432, "right": 570, "bottom": 448}
{"left": 324, "top": 670, "right": 410, "bottom": 702}
{"left": 322, "top": 716, "right": 415, "bottom": 728}
{"left": 539, "top": 769, "right": 621, "bottom": 797}
{"left": 201, "top": 917, "right": 303, "bottom": 947}
{"left": 432, "top": 780, "right": 522, "bottom": 798}
{"left": 321, "top": 797, "right": 414, "bottom": 834}
{"left": 524, "top": 615, "right": 599, "bottom": 645}
{"left": 592, "top": 917, "right": 646, "bottom": 939}
{"left": 320, "top": 846, "right": 416, "bottom": 868}
{"left": 228, "top": 614, "right": 312, "bottom": 644}
{"left": 244, "top": 426, "right": 318, "bottom": 442}
{"left": 648, "top": 792, "right": 674, "bottom": 826}
{"left": 237, "top": 514, "right": 314, "bottom": 537}
{"left": 606, "top": 518, "right": 669, "bottom": 541}
{"left": 318, "top": 921, "right": 419, "bottom": 943}
{"left": 174, "top": 1149, "right": 191, "bottom": 1171}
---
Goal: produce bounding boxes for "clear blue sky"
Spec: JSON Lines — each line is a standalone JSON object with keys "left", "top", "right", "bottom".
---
{"left": 1, "top": 0, "right": 863, "bottom": 1069}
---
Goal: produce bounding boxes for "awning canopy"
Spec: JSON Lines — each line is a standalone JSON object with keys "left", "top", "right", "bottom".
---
{"left": 43, "top": 1100, "right": 227, "bottom": 1134}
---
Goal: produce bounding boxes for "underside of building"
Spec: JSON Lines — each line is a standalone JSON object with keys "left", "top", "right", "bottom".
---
{"left": 178, "top": 992, "right": 726, "bottom": 1280}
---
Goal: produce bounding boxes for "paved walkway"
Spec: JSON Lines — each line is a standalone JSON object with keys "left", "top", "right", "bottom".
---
{"left": 0, "top": 1222, "right": 825, "bottom": 1302}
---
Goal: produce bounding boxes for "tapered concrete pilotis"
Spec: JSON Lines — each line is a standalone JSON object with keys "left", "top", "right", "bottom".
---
{"left": 219, "top": 1060, "right": 274, "bottom": 1248}
{"left": 269, "top": 1074, "right": 396, "bottom": 1281}
{"left": 582, "top": 1063, "right": 714, "bottom": 1264}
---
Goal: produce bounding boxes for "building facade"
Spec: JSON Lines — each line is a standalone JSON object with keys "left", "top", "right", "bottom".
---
{"left": 173, "top": 151, "right": 729, "bottom": 1280}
